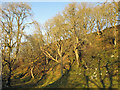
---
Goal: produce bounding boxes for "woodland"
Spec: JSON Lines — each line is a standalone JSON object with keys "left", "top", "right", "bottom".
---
{"left": 1, "top": 1, "right": 120, "bottom": 89}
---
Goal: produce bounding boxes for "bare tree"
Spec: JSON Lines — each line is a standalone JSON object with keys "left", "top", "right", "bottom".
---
{"left": 1, "top": 2, "right": 32, "bottom": 87}
{"left": 107, "top": 1, "right": 119, "bottom": 47}
{"left": 62, "top": 3, "right": 93, "bottom": 67}
{"left": 44, "top": 13, "right": 71, "bottom": 76}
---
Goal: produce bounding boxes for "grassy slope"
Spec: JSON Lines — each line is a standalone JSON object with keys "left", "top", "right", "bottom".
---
{"left": 4, "top": 25, "right": 119, "bottom": 88}
{"left": 42, "top": 25, "right": 120, "bottom": 88}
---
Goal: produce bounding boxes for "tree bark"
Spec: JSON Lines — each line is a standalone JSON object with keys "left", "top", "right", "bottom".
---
{"left": 105, "top": 63, "right": 113, "bottom": 88}
{"left": 75, "top": 48, "right": 79, "bottom": 66}
{"left": 7, "top": 64, "right": 12, "bottom": 87}
{"left": 58, "top": 48, "right": 63, "bottom": 76}
{"left": 74, "top": 37, "right": 80, "bottom": 66}
{"left": 98, "top": 59, "right": 105, "bottom": 88}
{"left": 31, "top": 67, "right": 34, "bottom": 79}
{"left": 60, "top": 55, "right": 63, "bottom": 76}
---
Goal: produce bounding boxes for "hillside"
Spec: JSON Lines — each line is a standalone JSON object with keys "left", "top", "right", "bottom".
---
{"left": 33, "top": 25, "right": 120, "bottom": 88}
{"left": 2, "top": 25, "right": 120, "bottom": 89}
{"left": 41, "top": 25, "right": 120, "bottom": 88}
{"left": 1, "top": 2, "right": 119, "bottom": 89}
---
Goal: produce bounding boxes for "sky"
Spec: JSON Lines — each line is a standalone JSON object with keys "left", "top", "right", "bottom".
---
{"left": 1, "top": 0, "right": 119, "bottom": 2}
{"left": 26, "top": 2, "right": 97, "bottom": 35}
{"left": 25, "top": 2, "right": 72, "bottom": 35}
{"left": 29, "top": 2, "right": 71, "bottom": 24}
{"left": 1, "top": 0, "right": 119, "bottom": 35}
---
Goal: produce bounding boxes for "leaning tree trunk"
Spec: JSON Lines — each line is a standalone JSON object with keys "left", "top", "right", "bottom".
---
{"left": 74, "top": 37, "right": 80, "bottom": 67}
{"left": 57, "top": 42, "right": 63, "bottom": 77}
{"left": 30, "top": 66, "right": 34, "bottom": 79}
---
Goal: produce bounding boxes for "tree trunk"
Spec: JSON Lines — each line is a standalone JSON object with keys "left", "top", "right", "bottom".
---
{"left": 57, "top": 43, "right": 63, "bottom": 77}
{"left": 31, "top": 67, "right": 34, "bottom": 79}
{"left": 113, "top": 28, "right": 117, "bottom": 47}
{"left": 46, "top": 57, "right": 48, "bottom": 64}
{"left": 105, "top": 63, "right": 113, "bottom": 88}
{"left": 114, "top": 39, "right": 116, "bottom": 46}
{"left": 98, "top": 59, "right": 105, "bottom": 88}
{"left": 60, "top": 55, "right": 63, "bottom": 76}
{"left": 74, "top": 37, "right": 80, "bottom": 66}
{"left": 7, "top": 64, "right": 12, "bottom": 87}
{"left": 58, "top": 49, "right": 63, "bottom": 76}
{"left": 7, "top": 47, "right": 12, "bottom": 87}
{"left": 75, "top": 49, "right": 79, "bottom": 66}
